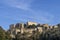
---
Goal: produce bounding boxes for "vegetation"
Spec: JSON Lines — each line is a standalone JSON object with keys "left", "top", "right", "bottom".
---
{"left": 27, "top": 24, "right": 36, "bottom": 28}
{"left": 0, "top": 26, "right": 11, "bottom": 40}
{"left": 0, "top": 24, "right": 60, "bottom": 40}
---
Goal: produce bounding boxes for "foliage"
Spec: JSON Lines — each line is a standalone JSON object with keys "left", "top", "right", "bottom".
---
{"left": 0, "top": 26, "right": 11, "bottom": 40}
{"left": 1, "top": 24, "right": 60, "bottom": 40}
{"left": 27, "top": 24, "right": 36, "bottom": 28}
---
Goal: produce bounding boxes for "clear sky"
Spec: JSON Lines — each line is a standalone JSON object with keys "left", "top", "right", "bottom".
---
{"left": 0, "top": 0, "right": 60, "bottom": 30}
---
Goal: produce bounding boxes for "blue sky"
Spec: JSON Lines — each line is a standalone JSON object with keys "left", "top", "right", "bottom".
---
{"left": 0, "top": 0, "right": 60, "bottom": 30}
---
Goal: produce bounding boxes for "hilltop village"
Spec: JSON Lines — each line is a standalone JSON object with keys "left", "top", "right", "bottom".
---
{"left": 8, "top": 21, "right": 58, "bottom": 39}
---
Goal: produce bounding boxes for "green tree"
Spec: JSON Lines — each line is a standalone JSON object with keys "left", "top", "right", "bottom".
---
{"left": 5, "top": 31, "right": 12, "bottom": 40}
{"left": 0, "top": 26, "right": 6, "bottom": 40}
{"left": 32, "top": 24, "right": 36, "bottom": 28}
{"left": 57, "top": 23, "right": 60, "bottom": 28}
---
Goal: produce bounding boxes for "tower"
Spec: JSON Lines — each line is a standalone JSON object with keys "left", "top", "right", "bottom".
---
{"left": 20, "top": 23, "right": 24, "bottom": 34}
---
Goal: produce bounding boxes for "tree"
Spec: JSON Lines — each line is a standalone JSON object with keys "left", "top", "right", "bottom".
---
{"left": 27, "top": 24, "right": 36, "bottom": 28}
{"left": 0, "top": 26, "right": 12, "bottom": 40}
{"left": 0, "top": 26, "right": 6, "bottom": 40}
{"left": 32, "top": 24, "right": 36, "bottom": 28}
{"left": 5, "top": 31, "right": 12, "bottom": 40}
{"left": 57, "top": 23, "right": 60, "bottom": 28}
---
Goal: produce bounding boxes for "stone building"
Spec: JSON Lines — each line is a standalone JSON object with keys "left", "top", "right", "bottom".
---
{"left": 20, "top": 23, "right": 24, "bottom": 33}
{"left": 9, "top": 24, "right": 15, "bottom": 38}
{"left": 9, "top": 22, "right": 53, "bottom": 38}
{"left": 15, "top": 23, "right": 21, "bottom": 29}
{"left": 9, "top": 23, "right": 24, "bottom": 38}
{"left": 9, "top": 24, "right": 15, "bottom": 34}
{"left": 14, "top": 23, "right": 24, "bottom": 34}
{"left": 53, "top": 25, "right": 58, "bottom": 29}
{"left": 27, "top": 21, "right": 38, "bottom": 26}
{"left": 37, "top": 27, "right": 43, "bottom": 33}
{"left": 10, "top": 24, "right": 15, "bottom": 30}
{"left": 43, "top": 24, "right": 49, "bottom": 30}
{"left": 49, "top": 26, "right": 53, "bottom": 29}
